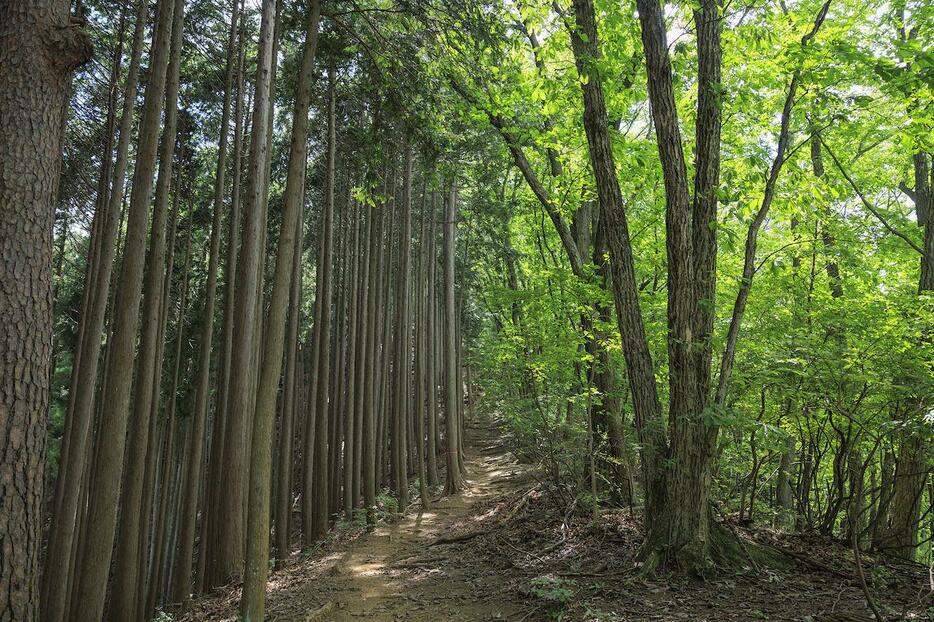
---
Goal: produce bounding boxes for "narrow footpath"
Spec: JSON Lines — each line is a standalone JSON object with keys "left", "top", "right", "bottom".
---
{"left": 183, "top": 422, "right": 530, "bottom": 621}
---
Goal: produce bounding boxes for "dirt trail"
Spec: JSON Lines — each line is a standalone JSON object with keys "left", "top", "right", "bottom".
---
{"left": 183, "top": 422, "right": 530, "bottom": 621}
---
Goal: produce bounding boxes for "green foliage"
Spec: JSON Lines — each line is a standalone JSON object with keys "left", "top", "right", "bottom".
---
{"left": 527, "top": 575, "right": 576, "bottom": 605}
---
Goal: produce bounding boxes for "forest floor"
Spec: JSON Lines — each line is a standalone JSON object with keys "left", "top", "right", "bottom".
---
{"left": 182, "top": 418, "right": 932, "bottom": 622}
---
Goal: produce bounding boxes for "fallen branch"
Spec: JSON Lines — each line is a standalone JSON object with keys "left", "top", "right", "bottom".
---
{"left": 502, "top": 489, "right": 534, "bottom": 522}
{"left": 429, "top": 530, "right": 490, "bottom": 546}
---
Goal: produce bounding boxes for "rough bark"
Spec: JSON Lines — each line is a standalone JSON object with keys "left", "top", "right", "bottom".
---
{"left": 0, "top": 1, "right": 89, "bottom": 619}
{"left": 240, "top": 3, "right": 319, "bottom": 615}
{"left": 203, "top": 6, "right": 247, "bottom": 588}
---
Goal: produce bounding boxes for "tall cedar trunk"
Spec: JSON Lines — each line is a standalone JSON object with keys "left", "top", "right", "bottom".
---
{"left": 363, "top": 179, "right": 387, "bottom": 519}
{"left": 426, "top": 194, "right": 441, "bottom": 486}
{"left": 110, "top": 1, "right": 184, "bottom": 614}
{"left": 241, "top": 3, "right": 319, "bottom": 615}
{"left": 214, "top": 0, "right": 276, "bottom": 583}
{"left": 51, "top": 0, "right": 123, "bottom": 534}
{"left": 302, "top": 212, "right": 326, "bottom": 538}
{"left": 52, "top": 4, "right": 126, "bottom": 532}
{"left": 146, "top": 226, "right": 192, "bottom": 617}
{"left": 136, "top": 170, "right": 180, "bottom": 618}
{"left": 415, "top": 196, "right": 430, "bottom": 508}
{"left": 443, "top": 183, "right": 465, "bottom": 493}
{"left": 171, "top": 0, "right": 240, "bottom": 603}
{"left": 377, "top": 189, "right": 398, "bottom": 491}
{"left": 275, "top": 202, "right": 304, "bottom": 564}
{"left": 329, "top": 209, "right": 348, "bottom": 516}
{"left": 392, "top": 147, "right": 414, "bottom": 508}
{"left": 244, "top": 1, "right": 282, "bottom": 517}
{"left": 352, "top": 205, "right": 371, "bottom": 508}
{"left": 310, "top": 65, "right": 338, "bottom": 541}
{"left": 343, "top": 200, "right": 362, "bottom": 518}
{"left": 0, "top": 1, "right": 89, "bottom": 618}
{"left": 71, "top": 0, "right": 174, "bottom": 616}
{"left": 202, "top": 4, "right": 246, "bottom": 588}
{"left": 41, "top": 3, "right": 139, "bottom": 617}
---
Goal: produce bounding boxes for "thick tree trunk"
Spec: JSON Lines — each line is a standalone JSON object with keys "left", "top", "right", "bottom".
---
{"left": 0, "top": 2, "right": 89, "bottom": 619}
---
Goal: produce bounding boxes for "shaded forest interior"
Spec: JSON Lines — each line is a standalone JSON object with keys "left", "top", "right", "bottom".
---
{"left": 0, "top": 0, "right": 933, "bottom": 620}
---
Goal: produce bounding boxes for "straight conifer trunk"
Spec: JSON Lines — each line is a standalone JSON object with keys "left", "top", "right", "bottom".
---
{"left": 311, "top": 64, "right": 338, "bottom": 541}
{"left": 240, "top": 2, "right": 319, "bottom": 615}
{"left": 214, "top": 0, "right": 277, "bottom": 583}
{"left": 71, "top": 0, "right": 176, "bottom": 615}
{"left": 110, "top": 1, "right": 185, "bottom": 614}
{"left": 443, "top": 183, "right": 465, "bottom": 493}
{"left": 172, "top": 0, "right": 240, "bottom": 603}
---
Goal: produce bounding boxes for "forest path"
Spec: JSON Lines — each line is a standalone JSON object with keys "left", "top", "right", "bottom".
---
{"left": 184, "top": 419, "right": 531, "bottom": 621}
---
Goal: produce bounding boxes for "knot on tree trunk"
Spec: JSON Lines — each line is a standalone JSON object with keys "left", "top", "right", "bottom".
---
{"left": 44, "top": 17, "right": 92, "bottom": 73}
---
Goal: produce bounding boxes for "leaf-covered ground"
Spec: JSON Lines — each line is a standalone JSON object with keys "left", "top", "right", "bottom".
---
{"left": 181, "top": 422, "right": 930, "bottom": 621}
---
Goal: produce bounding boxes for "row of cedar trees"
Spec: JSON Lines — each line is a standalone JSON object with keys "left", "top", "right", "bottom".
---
{"left": 28, "top": 1, "right": 467, "bottom": 621}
